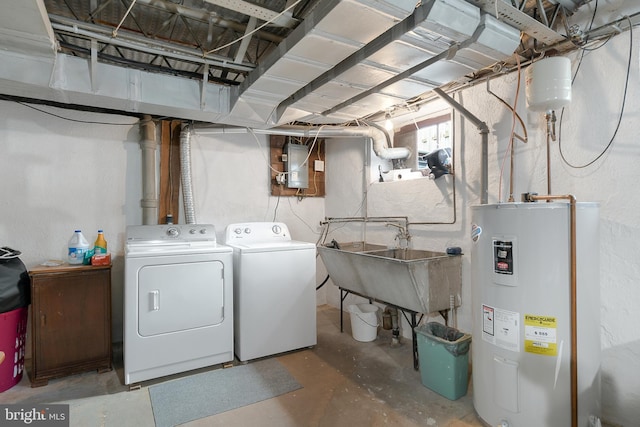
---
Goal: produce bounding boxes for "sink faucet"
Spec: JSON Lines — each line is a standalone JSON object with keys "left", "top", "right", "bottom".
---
{"left": 386, "top": 223, "right": 411, "bottom": 248}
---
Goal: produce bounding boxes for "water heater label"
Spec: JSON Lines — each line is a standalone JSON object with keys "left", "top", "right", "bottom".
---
{"left": 524, "top": 314, "right": 558, "bottom": 356}
{"left": 493, "top": 240, "right": 514, "bottom": 275}
{"left": 481, "top": 304, "right": 520, "bottom": 352}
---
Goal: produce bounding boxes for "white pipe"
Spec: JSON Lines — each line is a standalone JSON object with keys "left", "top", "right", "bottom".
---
{"left": 191, "top": 123, "right": 411, "bottom": 160}
{"left": 180, "top": 124, "right": 197, "bottom": 224}
{"left": 140, "top": 115, "right": 158, "bottom": 225}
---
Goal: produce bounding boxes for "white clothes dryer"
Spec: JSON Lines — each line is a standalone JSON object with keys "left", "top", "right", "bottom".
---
{"left": 224, "top": 222, "right": 316, "bottom": 362}
{"left": 124, "top": 224, "right": 233, "bottom": 385}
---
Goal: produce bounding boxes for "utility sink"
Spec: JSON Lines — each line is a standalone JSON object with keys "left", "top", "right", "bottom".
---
{"left": 317, "top": 242, "right": 462, "bottom": 314}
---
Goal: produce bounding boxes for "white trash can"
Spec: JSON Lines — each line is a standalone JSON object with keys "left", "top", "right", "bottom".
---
{"left": 348, "top": 304, "right": 379, "bottom": 342}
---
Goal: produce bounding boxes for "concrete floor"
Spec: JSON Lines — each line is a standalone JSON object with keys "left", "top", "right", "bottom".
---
{"left": 2, "top": 305, "right": 482, "bottom": 427}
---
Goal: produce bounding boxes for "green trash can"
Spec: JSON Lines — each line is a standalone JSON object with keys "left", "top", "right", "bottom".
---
{"left": 415, "top": 322, "right": 471, "bottom": 400}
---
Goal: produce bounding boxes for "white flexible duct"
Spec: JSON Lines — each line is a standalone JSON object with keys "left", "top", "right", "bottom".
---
{"left": 140, "top": 115, "right": 158, "bottom": 225}
{"left": 180, "top": 124, "right": 197, "bottom": 224}
{"left": 192, "top": 123, "right": 410, "bottom": 160}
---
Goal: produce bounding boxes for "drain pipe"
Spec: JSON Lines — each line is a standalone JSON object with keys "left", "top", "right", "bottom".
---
{"left": 389, "top": 306, "right": 400, "bottom": 347}
{"left": 191, "top": 123, "right": 411, "bottom": 161}
{"left": 140, "top": 115, "right": 158, "bottom": 225}
{"left": 433, "top": 88, "right": 490, "bottom": 204}
{"left": 180, "top": 124, "right": 197, "bottom": 225}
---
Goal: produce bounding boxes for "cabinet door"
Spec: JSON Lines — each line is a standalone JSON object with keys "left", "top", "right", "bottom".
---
{"left": 34, "top": 270, "right": 110, "bottom": 372}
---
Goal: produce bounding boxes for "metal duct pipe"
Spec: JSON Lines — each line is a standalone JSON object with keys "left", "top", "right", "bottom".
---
{"left": 433, "top": 88, "right": 490, "bottom": 204}
{"left": 180, "top": 124, "right": 197, "bottom": 224}
{"left": 191, "top": 123, "right": 411, "bottom": 160}
{"left": 139, "top": 115, "right": 158, "bottom": 225}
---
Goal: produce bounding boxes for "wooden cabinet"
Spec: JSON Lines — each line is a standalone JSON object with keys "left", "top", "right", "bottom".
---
{"left": 28, "top": 264, "right": 112, "bottom": 387}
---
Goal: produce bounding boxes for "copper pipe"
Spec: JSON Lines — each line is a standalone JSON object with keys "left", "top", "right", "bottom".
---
{"left": 509, "top": 143, "right": 515, "bottom": 202}
{"left": 529, "top": 193, "right": 577, "bottom": 427}
{"left": 544, "top": 112, "right": 557, "bottom": 197}
{"left": 546, "top": 117, "right": 552, "bottom": 195}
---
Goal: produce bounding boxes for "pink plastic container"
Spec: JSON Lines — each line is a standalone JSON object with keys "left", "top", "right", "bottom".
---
{"left": 0, "top": 307, "right": 28, "bottom": 392}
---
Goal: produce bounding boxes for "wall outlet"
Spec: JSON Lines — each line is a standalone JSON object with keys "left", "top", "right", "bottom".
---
{"left": 314, "top": 160, "right": 325, "bottom": 172}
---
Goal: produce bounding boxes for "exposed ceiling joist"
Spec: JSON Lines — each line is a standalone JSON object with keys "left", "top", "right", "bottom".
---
{"left": 49, "top": 15, "right": 255, "bottom": 72}
{"left": 203, "top": 0, "right": 298, "bottom": 28}
{"left": 133, "top": 0, "right": 286, "bottom": 43}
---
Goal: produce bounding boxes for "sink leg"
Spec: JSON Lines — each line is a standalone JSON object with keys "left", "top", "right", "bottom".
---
{"left": 439, "top": 309, "right": 449, "bottom": 326}
{"left": 340, "top": 289, "right": 343, "bottom": 333}
{"left": 340, "top": 288, "right": 349, "bottom": 333}
{"left": 400, "top": 309, "right": 423, "bottom": 371}
{"left": 411, "top": 312, "right": 419, "bottom": 370}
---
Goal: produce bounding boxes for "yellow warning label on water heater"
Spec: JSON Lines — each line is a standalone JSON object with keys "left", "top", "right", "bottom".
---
{"left": 524, "top": 314, "right": 558, "bottom": 356}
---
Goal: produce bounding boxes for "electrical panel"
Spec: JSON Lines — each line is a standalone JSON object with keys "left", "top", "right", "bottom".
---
{"left": 283, "top": 143, "right": 309, "bottom": 189}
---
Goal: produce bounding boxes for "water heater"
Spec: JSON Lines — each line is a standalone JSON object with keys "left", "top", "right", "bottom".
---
{"left": 470, "top": 202, "right": 600, "bottom": 426}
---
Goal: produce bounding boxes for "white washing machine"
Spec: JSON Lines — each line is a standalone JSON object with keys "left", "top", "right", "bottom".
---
{"left": 124, "top": 224, "right": 233, "bottom": 385}
{"left": 224, "top": 222, "right": 316, "bottom": 362}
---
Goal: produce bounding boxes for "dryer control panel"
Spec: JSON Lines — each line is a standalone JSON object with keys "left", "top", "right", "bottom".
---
{"left": 224, "top": 222, "right": 291, "bottom": 244}
{"left": 126, "top": 224, "right": 218, "bottom": 244}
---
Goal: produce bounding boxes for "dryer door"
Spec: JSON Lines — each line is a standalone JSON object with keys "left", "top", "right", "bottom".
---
{"left": 138, "top": 260, "right": 224, "bottom": 336}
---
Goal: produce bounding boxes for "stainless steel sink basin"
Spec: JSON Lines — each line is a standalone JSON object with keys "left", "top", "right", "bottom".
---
{"left": 318, "top": 242, "right": 462, "bottom": 314}
{"left": 364, "top": 248, "right": 446, "bottom": 261}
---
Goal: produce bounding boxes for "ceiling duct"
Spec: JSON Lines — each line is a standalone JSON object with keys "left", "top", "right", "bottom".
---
{"left": 226, "top": 0, "right": 521, "bottom": 128}
{"left": 225, "top": 0, "right": 420, "bottom": 128}
{"left": 0, "top": 0, "right": 524, "bottom": 128}
{"left": 0, "top": 0, "right": 56, "bottom": 56}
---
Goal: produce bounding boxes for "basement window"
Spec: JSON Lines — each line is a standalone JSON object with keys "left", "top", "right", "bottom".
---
{"left": 384, "top": 112, "right": 452, "bottom": 181}
{"left": 415, "top": 114, "right": 452, "bottom": 170}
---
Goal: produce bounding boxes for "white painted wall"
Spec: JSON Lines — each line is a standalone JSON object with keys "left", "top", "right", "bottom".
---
{"left": 0, "top": 101, "right": 140, "bottom": 343}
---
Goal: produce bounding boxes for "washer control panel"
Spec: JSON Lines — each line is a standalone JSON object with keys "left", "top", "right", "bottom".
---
{"left": 224, "top": 222, "right": 290, "bottom": 244}
{"left": 127, "top": 224, "right": 217, "bottom": 244}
